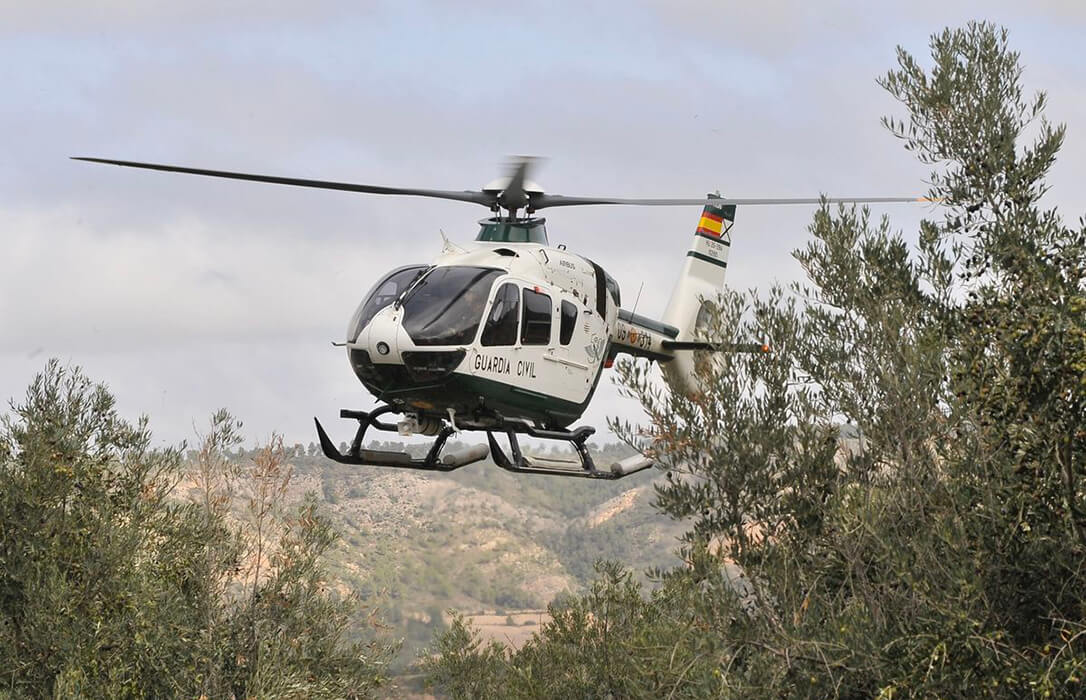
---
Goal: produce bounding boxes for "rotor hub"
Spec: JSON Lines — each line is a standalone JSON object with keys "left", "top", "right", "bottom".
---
{"left": 481, "top": 177, "right": 544, "bottom": 196}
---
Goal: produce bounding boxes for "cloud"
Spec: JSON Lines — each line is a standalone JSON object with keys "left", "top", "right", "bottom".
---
{"left": 0, "top": 1, "right": 369, "bottom": 36}
{"left": 0, "top": 207, "right": 408, "bottom": 352}
{"left": 2, "top": 2, "right": 1083, "bottom": 444}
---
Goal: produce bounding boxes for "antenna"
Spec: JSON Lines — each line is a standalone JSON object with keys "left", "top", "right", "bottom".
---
{"left": 439, "top": 228, "right": 463, "bottom": 255}
{"left": 630, "top": 281, "right": 645, "bottom": 317}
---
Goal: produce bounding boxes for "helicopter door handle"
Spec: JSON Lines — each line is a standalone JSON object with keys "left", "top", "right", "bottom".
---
{"left": 544, "top": 353, "right": 588, "bottom": 370}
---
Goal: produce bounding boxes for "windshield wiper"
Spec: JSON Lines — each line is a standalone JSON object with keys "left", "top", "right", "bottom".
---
{"left": 394, "top": 265, "right": 434, "bottom": 309}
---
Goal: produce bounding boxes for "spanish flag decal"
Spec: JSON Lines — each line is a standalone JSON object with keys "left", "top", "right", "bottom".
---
{"left": 696, "top": 211, "right": 724, "bottom": 236}
{"left": 695, "top": 202, "right": 736, "bottom": 238}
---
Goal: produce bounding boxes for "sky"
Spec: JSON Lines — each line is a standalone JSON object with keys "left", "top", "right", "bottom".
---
{"left": 2, "top": 1, "right": 1084, "bottom": 449}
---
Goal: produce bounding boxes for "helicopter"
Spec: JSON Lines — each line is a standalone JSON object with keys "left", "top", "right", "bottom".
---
{"left": 74, "top": 156, "right": 923, "bottom": 479}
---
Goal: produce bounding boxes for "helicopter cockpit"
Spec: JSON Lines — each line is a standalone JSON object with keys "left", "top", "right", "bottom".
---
{"left": 399, "top": 266, "right": 502, "bottom": 346}
{"left": 348, "top": 265, "right": 505, "bottom": 348}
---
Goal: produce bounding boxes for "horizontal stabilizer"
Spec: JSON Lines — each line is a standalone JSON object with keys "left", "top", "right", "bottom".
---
{"left": 661, "top": 341, "right": 770, "bottom": 353}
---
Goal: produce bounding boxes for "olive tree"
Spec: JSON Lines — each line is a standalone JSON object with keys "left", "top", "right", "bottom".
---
{"left": 428, "top": 22, "right": 1086, "bottom": 699}
{"left": 0, "top": 361, "right": 394, "bottom": 698}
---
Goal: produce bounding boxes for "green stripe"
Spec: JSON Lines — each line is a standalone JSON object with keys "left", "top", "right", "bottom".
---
{"left": 686, "top": 250, "right": 728, "bottom": 268}
{"left": 510, "top": 385, "right": 558, "bottom": 402}
{"left": 695, "top": 231, "right": 731, "bottom": 246}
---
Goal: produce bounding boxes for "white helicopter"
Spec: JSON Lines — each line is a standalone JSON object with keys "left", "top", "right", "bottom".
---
{"left": 74, "top": 156, "right": 921, "bottom": 479}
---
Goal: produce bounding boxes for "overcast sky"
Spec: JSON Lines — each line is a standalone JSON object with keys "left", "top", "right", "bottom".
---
{"left": 2, "top": 1, "right": 1084, "bottom": 448}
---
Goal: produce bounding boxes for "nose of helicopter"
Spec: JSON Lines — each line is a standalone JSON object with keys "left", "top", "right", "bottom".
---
{"left": 347, "top": 305, "right": 406, "bottom": 389}
{"left": 359, "top": 306, "right": 403, "bottom": 364}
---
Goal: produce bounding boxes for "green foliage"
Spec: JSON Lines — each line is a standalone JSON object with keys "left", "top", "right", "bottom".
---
{"left": 0, "top": 361, "right": 394, "bottom": 698}
{"left": 0, "top": 360, "right": 201, "bottom": 697}
{"left": 881, "top": 24, "right": 1086, "bottom": 691}
{"left": 426, "top": 612, "right": 509, "bottom": 698}
{"left": 427, "top": 559, "right": 748, "bottom": 699}
{"left": 429, "top": 22, "right": 1086, "bottom": 698}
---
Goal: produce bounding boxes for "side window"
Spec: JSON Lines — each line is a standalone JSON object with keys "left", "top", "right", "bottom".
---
{"left": 521, "top": 288, "right": 552, "bottom": 345}
{"left": 559, "top": 300, "right": 578, "bottom": 345}
{"left": 481, "top": 283, "right": 520, "bottom": 346}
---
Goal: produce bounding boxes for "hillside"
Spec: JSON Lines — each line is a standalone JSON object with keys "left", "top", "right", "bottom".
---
{"left": 202, "top": 440, "right": 687, "bottom": 672}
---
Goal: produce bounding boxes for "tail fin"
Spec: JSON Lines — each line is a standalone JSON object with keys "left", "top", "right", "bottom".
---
{"left": 660, "top": 199, "right": 736, "bottom": 394}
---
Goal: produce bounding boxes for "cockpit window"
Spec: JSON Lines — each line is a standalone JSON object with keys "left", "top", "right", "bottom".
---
{"left": 401, "top": 266, "right": 503, "bottom": 346}
{"left": 348, "top": 265, "right": 426, "bottom": 342}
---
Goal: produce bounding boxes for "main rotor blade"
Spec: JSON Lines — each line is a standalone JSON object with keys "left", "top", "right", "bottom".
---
{"left": 71, "top": 157, "right": 497, "bottom": 207}
{"left": 531, "top": 194, "right": 929, "bottom": 210}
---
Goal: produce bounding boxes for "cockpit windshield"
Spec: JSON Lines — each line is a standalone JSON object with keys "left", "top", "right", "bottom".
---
{"left": 401, "top": 266, "right": 503, "bottom": 346}
{"left": 348, "top": 265, "right": 426, "bottom": 342}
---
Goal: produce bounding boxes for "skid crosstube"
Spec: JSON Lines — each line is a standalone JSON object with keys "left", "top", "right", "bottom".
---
{"left": 314, "top": 406, "right": 653, "bottom": 479}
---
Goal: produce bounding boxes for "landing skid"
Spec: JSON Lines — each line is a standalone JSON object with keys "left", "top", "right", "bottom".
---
{"left": 314, "top": 405, "right": 653, "bottom": 480}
